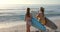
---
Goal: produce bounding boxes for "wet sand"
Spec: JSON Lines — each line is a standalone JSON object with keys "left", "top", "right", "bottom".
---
{"left": 0, "top": 21, "right": 39, "bottom": 32}
{"left": 0, "top": 16, "right": 60, "bottom": 32}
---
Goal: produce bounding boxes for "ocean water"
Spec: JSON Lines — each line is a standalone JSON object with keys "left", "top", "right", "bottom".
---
{"left": 0, "top": 4, "right": 60, "bottom": 22}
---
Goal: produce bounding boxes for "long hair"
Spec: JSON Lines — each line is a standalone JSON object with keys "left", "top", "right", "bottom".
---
{"left": 40, "top": 7, "right": 44, "bottom": 16}
{"left": 40, "top": 7, "right": 44, "bottom": 13}
{"left": 26, "top": 8, "right": 30, "bottom": 17}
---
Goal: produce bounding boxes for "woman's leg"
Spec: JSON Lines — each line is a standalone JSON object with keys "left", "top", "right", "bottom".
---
{"left": 26, "top": 22, "right": 31, "bottom": 32}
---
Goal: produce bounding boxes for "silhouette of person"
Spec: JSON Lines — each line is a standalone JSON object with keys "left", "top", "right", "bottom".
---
{"left": 36, "top": 7, "right": 46, "bottom": 25}
{"left": 25, "top": 8, "right": 32, "bottom": 32}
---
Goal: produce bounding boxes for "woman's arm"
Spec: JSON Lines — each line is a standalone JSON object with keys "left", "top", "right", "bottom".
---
{"left": 25, "top": 15, "right": 26, "bottom": 21}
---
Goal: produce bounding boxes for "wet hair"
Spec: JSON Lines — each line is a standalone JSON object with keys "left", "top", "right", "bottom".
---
{"left": 40, "top": 7, "right": 45, "bottom": 16}
{"left": 26, "top": 8, "right": 30, "bottom": 17}
{"left": 40, "top": 7, "right": 44, "bottom": 13}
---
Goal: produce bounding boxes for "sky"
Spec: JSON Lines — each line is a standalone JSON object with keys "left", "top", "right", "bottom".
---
{"left": 0, "top": 0, "right": 60, "bottom": 4}
{"left": 0, "top": 0, "right": 60, "bottom": 10}
{"left": 0, "top": 0, "right": 59, "bottom": 9}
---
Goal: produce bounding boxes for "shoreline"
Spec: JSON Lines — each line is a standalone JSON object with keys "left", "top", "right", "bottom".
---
{"left": 0, "top": 21, "right": 38, "bottom": 32}
{"left": 0, "top": 16, "right": 60, "bottom": 32}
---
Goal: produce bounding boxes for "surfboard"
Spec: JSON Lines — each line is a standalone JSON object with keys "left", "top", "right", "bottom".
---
{"left": 45, "top": 17, "right": 57, "bottom": 30}
{"left": 37, "top": 16, "right": 57, "bottom": 30}
{"left": 37, "top": 15, "right": 57, "bottom": 30}
{"left": 31, "top": 17, "right": 46, "bottom": 31}
{"left": 31, "top": 12, "right": 57, "bottom": 30}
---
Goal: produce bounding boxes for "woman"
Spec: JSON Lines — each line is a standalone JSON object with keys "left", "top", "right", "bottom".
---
{"left": 25, "top": 8, "right": 32, "bottom": 32}
{"left": 36, "top": 7, "right": 46, "bottom": 25}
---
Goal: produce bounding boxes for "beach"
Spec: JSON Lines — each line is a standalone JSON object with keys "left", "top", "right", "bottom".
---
{"left": 0, "top": 21, "right": 39, "bottom": 32}
{"left": 0, "top": 16, "right": 60, "bottom": 32}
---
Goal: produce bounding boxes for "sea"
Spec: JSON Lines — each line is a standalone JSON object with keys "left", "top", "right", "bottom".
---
{"left": 0, "top": 4, "right": 60, "bottom": 22}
